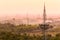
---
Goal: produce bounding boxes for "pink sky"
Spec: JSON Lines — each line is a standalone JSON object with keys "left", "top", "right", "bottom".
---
{"left": 0, "top": 0, "right": 60, "bottom": 20}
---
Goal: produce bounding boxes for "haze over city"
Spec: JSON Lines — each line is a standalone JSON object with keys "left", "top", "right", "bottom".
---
{"left": 0, "top": 0, "right": 60, "bottom": 20}
{"left": 0, "top": 0, "right": 60, "bottom": 40}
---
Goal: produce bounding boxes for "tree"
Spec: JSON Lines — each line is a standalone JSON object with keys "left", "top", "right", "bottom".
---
{"left": 54, "top": 33, "right": 60, "bottom": 40}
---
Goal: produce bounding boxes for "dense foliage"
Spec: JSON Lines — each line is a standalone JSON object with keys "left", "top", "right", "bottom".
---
{"left": 0, "top": 31, "right": 60, "bottom": 40}
{"left": 0, "top": 23, "right": 59, "bottom": 40}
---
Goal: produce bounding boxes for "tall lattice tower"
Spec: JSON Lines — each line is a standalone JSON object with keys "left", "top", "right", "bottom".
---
{"left": 39, "top": 2, "right": 53, "bottom": 40}
{"left": 43, "top": 3, "right": 46, "bottom": 24}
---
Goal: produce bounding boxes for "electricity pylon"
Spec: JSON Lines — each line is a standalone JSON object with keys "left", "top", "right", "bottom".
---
{"left": 39, "top": 2, "right": 53, "bottom": 40}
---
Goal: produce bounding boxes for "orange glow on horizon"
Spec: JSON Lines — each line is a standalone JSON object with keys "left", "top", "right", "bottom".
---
{"left": 0, "top": 0, "right": 60, "bottom": 19}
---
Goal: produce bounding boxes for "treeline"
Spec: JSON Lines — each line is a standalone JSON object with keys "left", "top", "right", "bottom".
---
{"left": 0, "top": 22, "right": 53, "bottom": 33}
{"left": 0, "top": 22, "right": 58, "bottom": 40}
{"left": 0, "top": 23, "right": 40, "bottom": 33}
{"left": 0, "top": 31, "right": 60, "bottom": 40}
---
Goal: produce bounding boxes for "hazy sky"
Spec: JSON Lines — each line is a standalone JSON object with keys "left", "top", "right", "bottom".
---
{"left": 0, "top": 0, "right": 60, "bottom": 20}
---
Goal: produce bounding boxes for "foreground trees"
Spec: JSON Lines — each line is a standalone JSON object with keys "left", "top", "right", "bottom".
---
{"left": 0, "top": 23, "right": 60, "bottom": 40}
{"left": 0, "top": 31, "right": 60, "bottom": 40}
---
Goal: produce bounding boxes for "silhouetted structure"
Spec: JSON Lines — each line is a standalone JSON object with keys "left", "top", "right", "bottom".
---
{"left": 39, "top": 3, "right": 53, "bottom": 40}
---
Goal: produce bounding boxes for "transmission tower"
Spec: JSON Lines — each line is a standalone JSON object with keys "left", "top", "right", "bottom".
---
{"left": 39, "top": 2, "right": 53, "bottom": 40}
